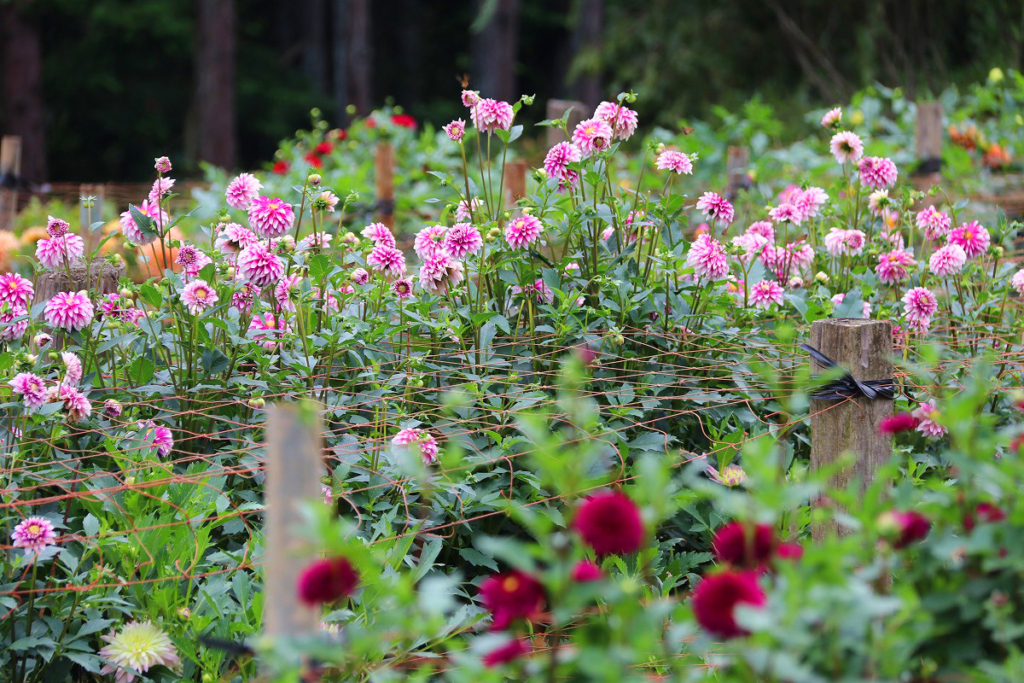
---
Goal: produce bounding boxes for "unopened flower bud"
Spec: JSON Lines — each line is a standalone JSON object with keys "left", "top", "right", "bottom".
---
{"left": 308, "top": 173, "right": 322, "bottom": 186}
{"left": 815, "top": 271, "right": 830, "bottom": 284}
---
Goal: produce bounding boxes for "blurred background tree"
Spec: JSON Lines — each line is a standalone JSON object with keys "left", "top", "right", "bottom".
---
{"left": 0, "top": 0, "right": 1021, "bottom": 182}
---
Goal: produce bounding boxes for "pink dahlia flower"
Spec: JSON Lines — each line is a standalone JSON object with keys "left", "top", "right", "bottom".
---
{"left": 686, "top": 234, "right": 730, "bottom": 281}
{"left": 746, "top": 221, "right": 775, "bottom": 240}
{"left": 0, "top": 304, "right": 29, "bottom": 341}
{"left": 44, "top": 291, "right": 94, "bottom": 331}
{"left": 147, "top": 177, "right": 175, "bottom": 204}
{"left": 175, "top": 244, "right": 212, "bottom": 277}
{"left": 134, "top": 420, "right": 174, "bottom": 457}
{"left": 470, "top": 98, "right": 514, "bottom": 133}
{"left": 913, "top": 399, "right": 947, "bottom": 438}
{"left": 875, "top": 249, "right": 916, "bottom": 285}
{"left": 273, "top": 275, "right": 302, "bottom": 312}
{"left": 1011, "top": 268, "right": 1024, "bottom": 295}
{"left": 915, "top": 206, "right": 951, "bottom": 240}
{"left": 443, "top": 223, "right": 483, "bottom": 259}
{"left": 510, "top": 278, "right": 554, "bottom": 306}
{"left": 119, "top": 199, "right": 168, "bottom": 245}
{"left": 11, "top": 516, "right": 57, "bottom": 557}
{"left": 98, "top": 621, "right": 180, "bottom": 683}
{"left": 858, "top": 156, "right": 899, "bottom": 190}
{"left": 36, "top": 234, "right": 85, "bottom": 270}
{"left": 902, "top": 286, "right": 938, "bottom": 324}
{"left": 504, "top": 215, "right": 544, "bottom": 249}
{"left": 54, "top": 384, "right": 91, "bottom": 422}
{"left": 749, "top": 280, "right": 784, "bottom": 308}
{"left": 181, "top": 279, "right": 219, "bottom": 315}
{"left": 237, "top": 242, "right": 285, "bottom": 287}
{"left": 867, "top": 190, "right": 891, "bottom": 217}
{"left": 154, "top": 156, "right": 173, "bottom": 173}
{"left": 824, "top": 227, "right": 866, "bottom": 257}
{"left": 312, "top": 191, "right": 339, "bottom": 213}
{"left": 928, "top": 244, "right": 967, "bottom": 277}
{"left": 655, "top": 150, "right": 694, "bottom": 175}
{"left": 0, "top": 273, "right": 34, "bottom": 308}
{"left": 820, "top": 107, "right": 842, "bottom": 128}
{"left": 572, "top": 118, "right": 614, "bottom": 157}
{"left": 696, "top": 192, "right": 735, "bottom": 226}
{"left": 461, "top": 89, "right": 481, "bottom": 107}
{"left": 248, "top": 196, "right": 295, "bottom": 238}
{"left": 392, "top": 427, "right": 439, "bottom": 463}
{"left": 443, "top": 119, "right": 465, "bottom": 142}
{"left": 104, "top": 399, "right": 123, "bottom": 418}
{"left": 418, "top": 252, "right": 464, "bottom": 295}
{"left": 414, "top": 225, "right": 448, "bottom": 259}
{"left": 731, "top": 233, "right": 769, "bottom": 266}
{"left": 366, "top": 245, "right": 407, "bottom": 277}
{"left": 225, "top": 172, "right": 263, "bottom": 210}
{"left": 215, "top": 223, "right": 258, "bottom": 257}
{"left": 455, "top": 198, "right": 483, "bottom": 222}
{"left": 948, "top": 221, "right": 990, "bottom": 258}
{"left": 361, "top": 222, "right": 396, "bottom": 248}
{"left": 392, "top": 277, "right": 414, "bottom": 298}
{"left": 47, "top": 215, "right": 69, "bottom": 238}
{"left": 544, "top": 142, "right": 582, "bottom": 185}
{"left": 10, "top": 373, "right": 47, "bottom": 409}
{"left": 350, "top": 267, "right": 370, "bottom": 286}
{"left": 231, "top": 282, "right": 260, "bottom": 313}
{"left": 768, "top": 203, "right": 802, "bottom": 225}
{"left": 829, "top": 131, "right": 864, "bottom": 164}
{"left": 594, "top": 100, "right": 639, "bottom": 140}
{"left": 62, "top": 351, "right": 83, "bottom": 385}
{"left": 791, "top": 187, "right": 828, "bottom": 222}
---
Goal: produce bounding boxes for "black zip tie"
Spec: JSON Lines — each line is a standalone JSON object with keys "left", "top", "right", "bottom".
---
{"left": 801, "top": 343, "right": 895, "bottom": 401}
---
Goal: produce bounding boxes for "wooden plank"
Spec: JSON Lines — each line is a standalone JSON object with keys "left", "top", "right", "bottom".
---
{"left": 0, "top": 135, "right": 22, "bottom": 231}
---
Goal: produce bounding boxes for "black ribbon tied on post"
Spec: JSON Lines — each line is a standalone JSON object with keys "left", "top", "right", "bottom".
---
{"left": 801, "top": 343, "right": 895, "bottom": 401}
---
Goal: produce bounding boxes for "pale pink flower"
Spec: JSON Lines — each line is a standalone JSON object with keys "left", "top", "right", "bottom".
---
{"left": 296, "top": 232, "right": 332, "bottom": 253}
{"left": 154, "top": 156, "right": 172, "bottom": 173}
{"left": 902, "top": 287, "right": 938, "bottom": 324}
{"left": 181, "top": 279, "right": 219, "bottom": 315}
{"left": 791, "top": 187, "right": 828, "bottom": 221}
{"left": 824, "top": 228, "right": 866, "bottom": 257}
{"left": 418, "top": 252, "right": 465, "bottom": 295}
{"left": 392, "top": 277, "right": 414, "bottom": 298}
{"left": 505, "top": 215, "right": 544, "bottom": 249}
{"left": 366, "top": 245, "right": 407, "bottom": 277}
{"left": 928, "top": 244, "right": 967, "bottom": 277}
{"left": 749, "top": 280, "right": 784, "bottom": 308}
{"left": 362, "top": 222, "right": 396, "bottom": 248}
{"left": 11, "top": 516, "right": 57, "bottom": 557}
{"left": 571, "top": 118, "right": 614, "bottom": 157}
{"left": 696, "top": 192, "right": 734, "bottom": 226}
{"left": 594, "top": 101, "right": 639, "bottom": 140}
{"left": 829, "top": 131, "right": 864, "bottom": 164}
{"left": 915, "top": 206, "right": 951, "bottom": 240}
{"left": 99, "top": 621, "right": 180, "bottom": 683}
{"left": 731, "top": 233, "right": 769, "bottom": 266}
{"left": 564, "top": 262, "right": 580, "bottom": 275}
{"left": 55, "top": 384, "right": 91, "bottom": 422}
{"left": 858, "top": 156, "right": 898, "bottom": 190}
{"left": 544, "top": 142, "right": 582, "bottom": 183}
{"left": 392, "top": 427, "right": 440, "bottom": 464}
{"left": 1011, "top": 269, "right": 1024, "bottom": 295}
{"left": 443, "top": 223, "right": 483, "bottom": 259}
{"left": 34, "top": 333, "right": 52, "bottom": 347}
{"left": 350, "top": 268, "right": 370, "bottom": 285}
{"left": 820, "top": 107, "right": 842, "bottom": 128}
{"left": 119, "top": 199, "right": 168, "bottom": 245}
{"left": 62, "top": 351, "right": 83, "bottom": 385}
{"left": 215, "top": 223, "right": 258, "bottom": 257}
{"left": 875, "top": 249, "right": 916, "bottom": 284}
{"left": 36, "top": 234, "right": 85, "bottom": 270}
{"left": 600, "top": 226, "right": 615, "bottom": 241}
{"left": 686, "top": 234, "right": 730, "bottom": 281}
{"left": 175, "top": 244, "right": 212, "bottom": 277}
{"left": 237, "top": 242, "right": 285, "bottom": 287}
{"left": 248, "top": 313, "right": 290, "bottom": 350}
{"left": 414, "top": 225, "right": 448, "bottom": 259}
{"left": 830, "top": 293, "right": 872, "bottom": 318}
{"left": 0, "top": 273, "right": 34, "bottom": 307}
{"left": 10, "top": 373, "right": 47, "bottom": 409}
{"left": 868, "top": 190, "right": 891, "bottom": 216}
{"left": 44, "top": 291, "right": 94, "bottom": 331}
{"left": 443, "top": 119, "right": 466, "bottom": 142}
{"left": 768, "top": 203, "right": 803, "bottom": 225}
{"left": 225, "top": 172, "right": 262, "bottom": 210}
{"left": 313, "top": 191, "right": 339, "bottom": 213}
{"left": 147, "top": 177, "right": 175, "bottom": 204}
{"left": 470, "top": 98, "right": 514, "bottom": 133}
{"left": 247, "top": 196, "right": 295, "bottom": 238}
{"left": 455, "top": 198, "right": 483, "bottom": 221}
{"left": 913, "top": 400, "right": 947, "bottom": 438}
{"left": 0, "top": 305, "right": 28, "bottom": 341}
{"left": 461, "top": 89, "right": 481, "bottom": 108}
{"left": 47, "top": 215, "right": 69, "bottom": 238}
{"left": 948, "top": 221, "right": 990, "bottom": 258}
{"left": 746, "top": 221, "right": 775, "bottom": 241}
{"left": 655, "top": 150, "right": 693, "bottom": 175}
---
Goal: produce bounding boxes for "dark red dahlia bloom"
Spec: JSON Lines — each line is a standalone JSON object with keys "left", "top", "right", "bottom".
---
{"left": 712, "top": 521, "right": 775, "bottom": 569}
{"left": 571, "top": 560, "right": 603, "bottom": 583}
{"left": 880, "top": 510, "right": 931, "bottom": 549}
{"left": 478, "top": 570, "right": 545, "bottom": 631}
{"left": 391, "top": 114, "right": 417, "bottom": 129}
{"left": 964, "top": 502, "right": 1006, "bottom": 531}
{"left": 315, "top": 141, "right": 334, "bottom": 156}
{"left": 573, "top": 491, "right": 645, "bottom": 556}
{"left": 482, "top": 638, "right": 528, "bottom": 667}
{"left": 297, "top": 556, "right": 359, "bottom": 606}
{"left": 304, "top": 152, "right": 323, "bottom": 168}
{"left": 775, "top": 542, "right": 803, "bottom": 561}
{"left": 691, "top": 570, "right": 766, "bottom": 639}
{"left": 879, "top": 412, "right": 919, "bottom": 434}
{"left": 272, "top": 160, "right": 290, "bottom": 175}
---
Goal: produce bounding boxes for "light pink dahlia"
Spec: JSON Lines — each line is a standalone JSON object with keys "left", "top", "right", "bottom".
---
{"left": 686, "top": 234, "right": 730, "bottom": 281}
{"left": 361, "top": 222, "right": 396, "bottom": 248}
{"left": 225, "top": 172, "right": 263, "bottom": 210}
{"left": 62, "top": 351, "right": 83, "bottom": 385}
{"left": 392, "top": 427, "right": 439, "bottom": 464}
{"left": 544, "top": 142, "right": 582, "bottom": 184}
{"left": 10, "top": 373, "right": 47, "bottom": 409}
{"left": 46, "top": 215, "right": 69, "bottom": 238}
{"left": 104, "top": 399, "right": 123, "bottom": 417}
{"left": 418, "top": 251, "right": 465, "bottom": 295}
{"left": 902, "top": 286, "right": 938, "bottom": 323}
{"left": 746, "top": 221, "right": 775, "bottom": 241}
{"left": 913, "top": 400, "right": 947, "bottom": 438}
{"left": 572, "top": 118, "right": 614, "bottom": 157}
{"left": 731, "top": 233, "right": 770, "bottom": 266}
{"left": 824, "top": 228, "right": 866, "bottom": 257}
{"left": 0, "top": 304, "right": 29, "bottom": 341}
{"left": 248, "top": 196, "right": 295, "bottom": 238}
{"left": 504, "top": 215, "right": 544, "bottom": 249}
{"left": 455, "top": 198, "right": 483, "bottom": 221}
{"left": 297, "top": 232, "right": 332, "bottom": 253}
{"left": 350, "top": 267, "right": 370, "bottom": 286}
{"left": 461, "top": 90, "right": 481, "bottom": 108}
{"left": 215, "top": 223, "right": 258, "bottom": 257}
{"left": 858, "top": 156, "right": 899, "bottom": 190}
{"left": 366, "top": 245, "right": 407, "bottom": 277}
{"left": 55, "top": 384, "right": 91, "bottom": 422}
{"left": 593, "top": 101, "right": 639, "bottom": 140}
{"left": 181, "top": 279, "right": 219, "bottom": 315}
{"left": 0, "top": 273, "right": 34, "bottom": 308}
{"left": 44, "top": 291, "right": 94, "bottom": 331}
{"left": 915, "top": 206, "right": 951, "bottom": 240}
{"left": 696, "top": 192, "right": 735, "bottom": 226}
{"left": 36, "top": 234, "right": 85, "bottom": 270}
{"left": 829, "top": 131, "right": 864, "bottom": 164}
{"left": 414, "top": 225, "right": 448, "bottom": 259}
{"left": 11, "top": 516, "right": 57, "bottom": 557}
{"left": 749, "top": 280, "right": 784, "bottom": 308}
{"left": 147, "top": 177, "right": 175, "bottom": 204}
{"left": 443, "top": 223, "right": 483, "bottom": 259}
{"left": 875, "top": 249, "right": 916, "bottom": 285}
{"left": 249, "top": 313, "right": 290, "bottom": 350}
{"left": 237, "top": 242, "right": 285, "bottom": 287}
{"left": 443, "top": 119, "right": 466, "bottom": 142}
{"left": 655, "top": 150, "right": 693, "bottom": 175}
{"left": 928, "top": 244, "right": 967, "bottom": 277}
{"left": 768, "top": 203, "right": 803, "bottom": 225}
{"left": 98, "top": 621, "right": 180, "bottom": 683}
{"left": 820, "top": 107, "right": 842, "bottom": 128}
{"left": 119, "top": 199, "right": 168, "bottom": 245}
{"left": 470, "top": 98, "right": 514, "bottom": 133}
{"left": 312, "top": 191, "right": 339, "bottom": 213}
{"left": 230, "top": 282, "right": 260, "bottom": 313}
{"left": 1011, "top": 269, "right": 1024, "bottom": 295}
{"left": 947, "top": 221, "right": 990, "bottom": 258}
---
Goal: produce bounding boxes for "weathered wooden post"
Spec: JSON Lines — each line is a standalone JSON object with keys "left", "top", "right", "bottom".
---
{"left": 0, "top": 136, "right": 22, "bottom": 231}
{"left": 33, "top": 260, "right": 127, "bottom": 348}
{"left": 726, "top": 146, "right": 751, "bottom": 198}
{"left": 545, "top": 99, "right": 588, "bottom": 148}
{"left": 264, "top": 402, "right": 323, "bottom": 638}
{"left": 374, "top": 142, "right": 395, "bottom": 229}
{"left": 809, "top": 318, "right": 894, "bottom": 540}
{"left": 503, "top": 159, "right": 527, "bottom": 208}
{"left": 912, "top": 102, "right": 943, "bottom": 191}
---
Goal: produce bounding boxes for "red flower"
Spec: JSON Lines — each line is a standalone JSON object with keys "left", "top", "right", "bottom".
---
{"left": 333, "top": 128, "right": 348, "bottom": 140}
{"left": 1015, "top": 398, "right": 1024, "bottom": 411}
{"left": 712, "top": 521, "right": 775, "bottom": 569}
{"left": 304, "top": 152, "right": 323, "bottom": 168}
{"left": 315, "top": 141, "right": 334, "bottom": 156}
{"left": 691, "top": 570, "right": 766, "bottom": 639}
{"left": 1012, "top": 434, "right": 1024, "bottom": 452}
{"left": 570, "top": 560, "right": 603, "bottom": 583}
{"left": 879, "top": 510, "right": 931, "bottom": 549}
{"left": 478, "top": 570, "right": 545, "bottom": 631}
{"left": 964, "top": 502, "right": 1006, "bottom": 531}
{"left": 482, "top": 638, "right": 528, "bottom": 667}
{"left": 272, "top": 160, "right": 290, "bottom": 175}
{"left": 879, "top": 412, "right": 919, "bottom": 434}
{"left": 391, "top": 113, "right": 417, "bottom": 129}
{"left": 296, "top": 557, "right": 358, "bottom": 606}
{"left": 573, "top": 491, "right": 645, "bottom": 556}
{"left": 365, "top": 118, "right": 377, "bottom": 128}
{"left": 775, "top": 542, "right": 803, "bottom": 561}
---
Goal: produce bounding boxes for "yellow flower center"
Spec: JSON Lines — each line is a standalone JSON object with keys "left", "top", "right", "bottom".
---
{"left": 502, "top": 576, "right": 520, "bottom": 592}
{"left": 27, "top": 524, "right": 40, "bottom": 534}
{"left": 269, "top": 202, "right": 279, "bottom": 211}
{"left": 963, "top": 230, "right": 972, "bottom": 241}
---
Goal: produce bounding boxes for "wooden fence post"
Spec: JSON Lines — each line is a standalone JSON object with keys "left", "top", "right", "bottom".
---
{"left": 913, "top": 102, "right": 943, "bottom": 191}
{"left": 79, "top": 184, "right": 106, "bottom": 252}
{"left": 33, "top": 260, "right": 127, "bottom": 349}
{"left": 264, "top": 402, "right": 324, "bottom": 638}
{"left": 374, "top": 142, "right": 395, "bottom": 229}
{"left": 503, "top": 160, "right": 527, "bottom": 208}
{"left": 725, "top": 146, "right": 751, "bottom": 199}
{"left": 809, "top": 318, "right": 893, "bottom": 540}
{"left": 0, "top": 136, "right": 22, "bottom": 231}
{"left": 545, "top": 99, "right": 588, "bottom": 148}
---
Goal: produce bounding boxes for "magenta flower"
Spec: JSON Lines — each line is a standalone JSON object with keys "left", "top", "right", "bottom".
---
{"left": 225, "top": 172, "right": 263, "bottom": 210}
{"left": 696, "top": 192, "right": 734, "bottom": 226}
{"left": 45, "top": 291, "right": 94, "bottom": 331}
{"left": 392, "top": 427, "right": 439, "bottom": 463}
{"left": 231, "top": 282, "right": 260, "bottom": 314}
{"left": 746, "top": 221, "right": 775, "bottom": 241}
{"left": 215, "top": 223, "right": 258, "bottom": 257}
{"left": 511, "top": 278, "right": 554, "bottom": 306}
{"left": 248, "top": 196, "right": 295, "bottom": 238}
{"left": 749, "top": 280, "right": 784, "bottom": 308}
{"left": 418, "top": 252, "right": 464, "bottom": 295}
{"left": 0, "top": 305, "right": 29, "bottom": 341}
{"left": 544, "top": 142, "right": 582, "bottom": 186}
{"left": 443, "top": 119, "right": 466, "bottom": 142}
{"left": 858, "top": 156, "right": 898, "bottom": 190}
{"left": 455, "top": 198, "right": 483, "bottom": 222}
{"left": 273, "top": 275, "right": 302, "bottom": 312}
{"left": 104, "top": 399, "right": 123, "bottom": 418}
{"left": 879, "top": 412, "right": 919, "bottom": 434}
{"left": 504, "top": 215, "right": 544, "bottom": 249}
{"left": 154, "top": 156, "right": 173, "bottom": 173}
{"left": 249, "top": 312, "right": 290, "bottom": 350}
{"left": 350, "top": 267, "right": 370, "bottom": 286}
{"left": 829, "top": 131, "right": 864, "bottom": 164}
{"left": 443, "top": 223, "right": 483, "bottom": 259}
{"left": 10, "top": 373, "right": 47, "bottom": 409}
{"left": 119, "top": 199, "right": 168, "bottom": 245}
{"left": 392, "top": 277, "right": 414, "bottom": 298}
{"left": 0, "top": 273, "right": 34, "bottom": 308}
{"left": 929, "top": 244, "right": 967, "bottom": 277}
{"left": 136, "top": 420, "right": 174, "bottom": 456}
{"left": 461, "top": 89, "right": 481, "bottom": 107}
{"left": 55, "top": 384, "right": 91, "bottom": 422}
{"left": 820, "top": 107, "right": 842, "bottom": 128}
{"left": 175, "top": 244, "right": 212, "bottom": 277}
{"left": 181, "top": 279, "right": 219, "bottom": 315}
{"left": 572, "top": 118, "right": 614, "bottom": 157}
{"left": 876, "top": 249, "right": 916, "bottom": 285}
{"left": 594, "top": 100, "right": 639, "bottom": 140}
{"left": 366, "top": 245, "right": 407, "bottom": 277}
{"left": 916, "top": 206, "right": 951, "bottom": 240}
{"left": 414, "top": 225, "right": 448, "bottom": 259}
{"left": 47, "top": 215, "right": 69, "bottom": 238}
{"left": 470, "top": 98, "right": 514, "bottom": 133}
{"left": 948, "top": 221, "right": 990, "bottom": 258}
{"left": 11, "top": 516, "right": 57, "bottom": 557}
{"left": 913, "top": 400, "right": 946, "bottom": 438}
{"left": 361, "top": 222, "right": 397, "bottom": 248}
{"left": 685, "top": 234, "right": 729, "bottom": 281}
{"left": 655, "top": 150, "right": 693, "bottom": 175}
{"left": 36, "top": 234, "right": 85, "bottom": 270}
{"left": 902, "top": 287, "right": 938, "bottom": 325}
{"left": 237, "top": 242, "right": 285, "bottom": 287}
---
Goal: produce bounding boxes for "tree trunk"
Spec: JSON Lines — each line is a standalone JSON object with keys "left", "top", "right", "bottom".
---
{"left": 471, "top": 0, "right": 521, "bottom": 101}
{"left": 194, "top": 0, "right": 237, "bottom": 169}
{"left": 347, "top": 0, "right": 373, "bottom": 115}
{"left": 570, "top": 0, "right": 603, "bottom": 107}
{"left": 303, "top": 0, "right": 330, "bottom": 94}
{"left": 0, "top": 1, "right": 47, "bottom": 184}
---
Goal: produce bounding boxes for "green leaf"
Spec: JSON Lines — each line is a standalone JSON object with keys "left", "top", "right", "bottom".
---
{"left": 201, "top": 348, "right": 231, "bottom": 374}
{"left": 139, "top": 282, "right": 162, "bottom": 308}
{"left": 309, "top": 254, "right": 331, "bottom": 281}
{"left": 128, "top": 204, "right": 158, "bottom": 240}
